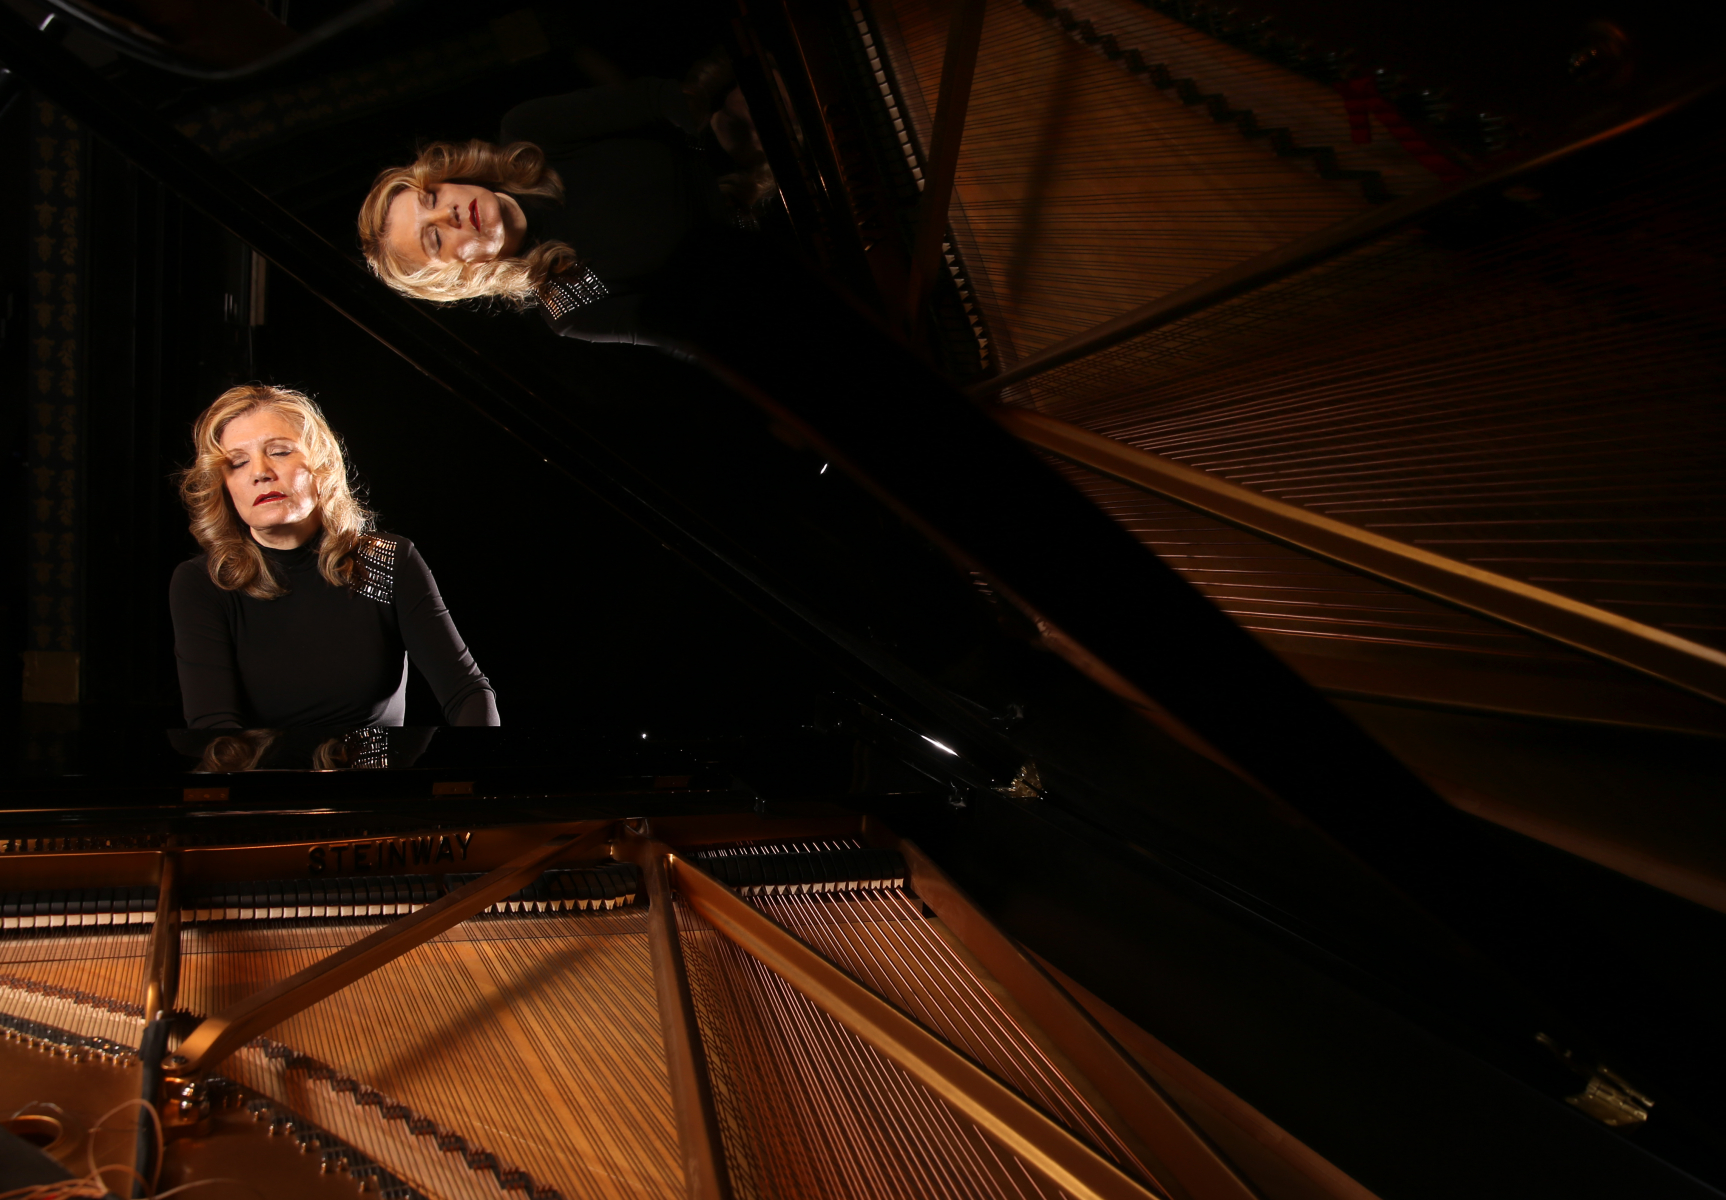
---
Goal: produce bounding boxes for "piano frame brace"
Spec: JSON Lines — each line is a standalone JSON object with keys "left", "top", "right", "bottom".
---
{"left": 617, "top": 834, "right": 733, "bottom": 1200}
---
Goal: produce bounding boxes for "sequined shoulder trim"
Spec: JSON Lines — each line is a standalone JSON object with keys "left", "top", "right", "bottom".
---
{"left": 537, "top": 267, "right": 611, "bottom": 321}
{"left": 324, "top": 726, "right": 389, "bottom": 770}
{"left": 351, "top": 536, "right": 398, "bottom": 604}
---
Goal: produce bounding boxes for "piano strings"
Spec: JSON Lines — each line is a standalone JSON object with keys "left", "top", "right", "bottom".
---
{"left": 174, "top": 910, "right": 683, "bottom": 1200}
{"left": 0, "top": 924, "right": 149, "bottom": 1052}
{"left": 3, "top": 859, "right": 1171, "bottom": 1198}
{"left": 753, "top": 888, "right": 1152, "bottom": 1179}
{"left": 683, "top": 903, "right": 1082, "bottom": 1200}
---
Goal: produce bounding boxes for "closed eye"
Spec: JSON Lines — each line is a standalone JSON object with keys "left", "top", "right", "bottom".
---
{"left": 421, "top": 188, "right": 440, "bottom": 258}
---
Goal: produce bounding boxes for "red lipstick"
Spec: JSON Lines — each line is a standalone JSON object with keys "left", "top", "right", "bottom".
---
{"left": 469, "top": 199, "right": 480, "bottom": 233}
{"left": 254, "top": 491, "right": 285, "bottom": 506}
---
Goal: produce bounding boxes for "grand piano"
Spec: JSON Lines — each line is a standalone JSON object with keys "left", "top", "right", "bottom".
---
{"left": 1, "top": 1, "right": 1723, "bottom": 1198}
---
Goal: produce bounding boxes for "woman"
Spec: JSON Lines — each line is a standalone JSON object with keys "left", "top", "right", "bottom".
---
{"left": 170, "top": 384, "right": 499, "bottom": 729}
{"left": 356, "top": 73, "right": 767, "bottom": 343}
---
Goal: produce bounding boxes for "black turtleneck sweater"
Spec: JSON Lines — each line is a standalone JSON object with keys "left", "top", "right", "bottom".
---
{"left": 499, "top": 79, "right": 730, "bottom": 342}
{"left": 169, "top": 533, "right": 498, "bottom": 729}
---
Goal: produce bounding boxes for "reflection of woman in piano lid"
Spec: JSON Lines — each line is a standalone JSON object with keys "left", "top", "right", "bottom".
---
{"left": 356, "top": 69, "right": 768, "bottom": 344}
{"left": 169, "top": 385, "right": 500, "bottom": 730}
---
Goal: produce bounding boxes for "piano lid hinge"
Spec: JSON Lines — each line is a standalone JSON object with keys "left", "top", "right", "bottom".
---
{"left": 1536, "top": 1033, "right": 1654, "bottom": 1128}
{"left": 1568, "top": 1069, "right": 1655, "bottom": 1128}
{"left": 993, "top": 761, "right": 1042, "bottom": 799}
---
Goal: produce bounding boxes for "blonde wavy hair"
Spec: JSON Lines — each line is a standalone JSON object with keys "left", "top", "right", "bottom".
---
{"left": 179, "top": 385, "right": 375, "bottom": 600}
{"left": 358, "top": 139, "right": 573, "bottom": 307}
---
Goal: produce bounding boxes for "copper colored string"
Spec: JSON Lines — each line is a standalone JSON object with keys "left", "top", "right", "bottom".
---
{"left": 678, "top": 896, "right": 1083, "bottom": 1200}
{"left": 848, "top": 890, "right": 1138, "bottom": 1169}
{"left": 762, "top": 890, "right": 1153, "bottom": 1184}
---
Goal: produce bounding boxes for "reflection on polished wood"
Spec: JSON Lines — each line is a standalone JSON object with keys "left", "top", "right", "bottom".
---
{"left": 871, "top": 0, "right": 1401, "bottom": 370}
{"left": 1001, "top": 408, "right": 1726, "bottom": 705}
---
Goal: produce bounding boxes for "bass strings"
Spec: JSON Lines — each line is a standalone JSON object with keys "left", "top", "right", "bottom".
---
{"left": 756, "top": 888, "right": 1158, "bottom": 1187}
{"left": 679, "top": 901, "right": 1063, "bottom": 1200}
{"left": 0, "top": 926, "right": 151, "bottom": 1046}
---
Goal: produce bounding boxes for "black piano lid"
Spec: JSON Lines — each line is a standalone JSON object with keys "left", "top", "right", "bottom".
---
{"left": 2, "top": 6, "right": 1724, "bottom": 1194}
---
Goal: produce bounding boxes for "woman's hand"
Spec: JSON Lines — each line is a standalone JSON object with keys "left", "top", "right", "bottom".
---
{"left": 712, "top": 86, "right": 765, "bottom": 165}
{"left": 682, "top": 48, "right": 736, "bottom": 136}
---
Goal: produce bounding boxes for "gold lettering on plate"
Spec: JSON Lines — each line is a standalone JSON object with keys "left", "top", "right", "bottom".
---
{"left": 308, "top": 832, "right": 473, "bottom": 876}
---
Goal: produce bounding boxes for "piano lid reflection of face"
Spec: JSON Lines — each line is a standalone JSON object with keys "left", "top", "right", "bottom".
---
{"left": 221, "top": 408, "right": 322, "bottom": 549}
{"left": 384, "top": 181, "right": 527, "bottom": 269}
